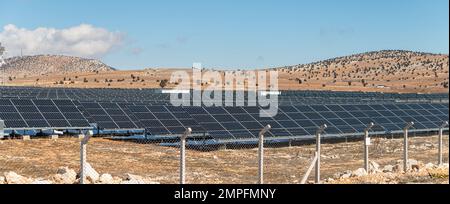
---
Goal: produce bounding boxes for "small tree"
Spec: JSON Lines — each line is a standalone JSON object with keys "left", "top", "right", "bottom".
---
{"left": 159, "top": 79, "right": 169, "bottom": 88}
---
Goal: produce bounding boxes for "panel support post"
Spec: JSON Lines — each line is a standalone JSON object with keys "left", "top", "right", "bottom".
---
{"left": 439, "top": 121, "right": 448, "bottom": 166}
{"left": 315, "top": 124, "right": 327, "bottom": 184}
{"left": 258, "top": 125, "right": 271, "bottom": 184}
{"left": 364, "top": 122, "right": 375, "bottom": 172}
{"left": 80, "top": 130, "right": 93, "bottom": 184}
{"left": 0, "top": 119, "right": 4, "bottom": 140}
{"left": 180, "top": 128, "right": 192, "bottom": 184}
{"left": 403, "top": 122, "right": 414, "bottom": 172}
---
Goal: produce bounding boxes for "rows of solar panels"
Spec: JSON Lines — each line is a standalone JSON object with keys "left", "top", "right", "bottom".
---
{"left": 119, "top": 103, "right": 448, "bottom": 141}
{"left": 0, "top": 99, "right": 90, "bottom": 129}
{"left": 1, "top": 87, "right": 448, "bottom": 104}
{"left": 1, "top": 86, "right": 449, "bottom": 141}
{"left": 1, "top": 97, "right": 448, "bottom": 142}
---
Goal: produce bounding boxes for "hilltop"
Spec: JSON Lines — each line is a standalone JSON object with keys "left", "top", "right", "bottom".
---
{"left": 2, "top": 50, "right": 449, "bottom": 93}
{"left": 275, "top": 50, "right": 448, "bottom": 93}
{"left": 0, "top": 55, "right": 115, "bottom": 78}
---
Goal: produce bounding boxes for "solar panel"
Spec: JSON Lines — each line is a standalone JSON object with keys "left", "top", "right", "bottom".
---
{"left": 80, "top": 101, "right": 140, "bottom": 130}
{"left": 0, "top": 98, "right": 91, "bottom": 129}
{"left": 127, "top": 105, "right": 204, "bottom": 135}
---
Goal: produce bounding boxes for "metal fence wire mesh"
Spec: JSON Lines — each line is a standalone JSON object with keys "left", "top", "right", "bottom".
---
{"left": 0, "top": 128, "right": 448, "bottom": 184}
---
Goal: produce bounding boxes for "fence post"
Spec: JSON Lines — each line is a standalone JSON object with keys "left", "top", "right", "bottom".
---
{"left": 300, "top": 152, "right": 318, "bottom": 184}
{"left": 439, "top": 121, "right": 448, "bottom": 166}
{"left": 258, "top": 125, "right": 271, "bottom": 184}
{"left": 180, "top": 127, "right": 192, "bottom": 184}
{"left": 364, "top": 122, "right": 375, "bottom": 172}
{"left": 315, "top": 124, "right": 327, "bottom": 184}
{"left": 80, "top": 130, "right": 93, "bottom": 184}
{"left": 0, "top": 119, "right": 4, "bottom": 139}
{"left": 403, "top": 122, "right": 414, "bottom": 172}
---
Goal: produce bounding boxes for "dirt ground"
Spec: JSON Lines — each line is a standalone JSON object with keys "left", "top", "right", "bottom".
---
{"left": 0, "top": 134, "right": 448, "bottom": 184}
{"left": 4, "top": 68, "right": 449, "bottom": 94}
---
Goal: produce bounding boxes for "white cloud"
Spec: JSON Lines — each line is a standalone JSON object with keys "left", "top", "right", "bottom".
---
{"left": 0, "top": 24, "right": 125, "bottom": 58}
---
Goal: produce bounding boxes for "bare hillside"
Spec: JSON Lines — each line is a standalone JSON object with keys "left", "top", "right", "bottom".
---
{"left": 3, "top": 50, "right": 449, "bottom": 93}
{"left": 275, "top": 50, "right": 449, "bottom": 92}
{"left": 0, "top": 55, "right": 115, "bottom": 78}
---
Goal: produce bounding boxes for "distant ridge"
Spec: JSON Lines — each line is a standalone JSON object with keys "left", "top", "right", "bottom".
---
{"left": 1, "top": 50, "right": 448, "bottom": 93}
{"left": 0, "top": 55, "right": 115, "bottom": 77}
{"left": 276, "top": 50, "right": 448, "bottom": 70}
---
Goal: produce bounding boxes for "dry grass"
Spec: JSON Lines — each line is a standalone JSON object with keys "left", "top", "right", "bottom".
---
{"left": 5, "top": 65, "right": 449, "bottom": 94}
{"left": 328, "top": 167, "right": 449, "bottom": 184}
{"left": 0, "top": 135, "right": 448, "bottom": 184}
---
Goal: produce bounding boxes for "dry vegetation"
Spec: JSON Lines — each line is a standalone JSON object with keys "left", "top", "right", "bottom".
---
{"left": 1, "top": 55, "right": 114, "bottom": 78}
{"left": 0, "top": 134, "right": 448, "bottom": 184}
{"left": 2, "top": 50, "right": 449, "bottom": 93}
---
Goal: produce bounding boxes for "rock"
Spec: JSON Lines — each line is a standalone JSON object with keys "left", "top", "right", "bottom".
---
{"left": 423, "top": 143, "right": 433, "bottom": 148}
{"left": 408, "top": 159, "right": 420, "bottom": 171}
{"left": 120, "top": 179, "right": 147, "bottom": 184}
{"left": 54, "top": 167, "right": 77, "bottom": 184}
{"left": 333, "top": 173, "right": 342, "bottom": 179}
{"left": 113, "top": 176, "right": 123, "bottom": 184}
{"left": 408, "top": 159, "right": 418, "bottom": 166}
{"left": 383, "top": 165, "right": 394, "bottom": 173}
{"left": 352, "top": 168, "right": 368, "bottom": 177}
{"left": 340, "top": 173, "right": 352, "bottom": 179}
{"left": 339, "top": 170, "right": 352, "bottom": 179}
{"left": 0, "top": 176, "right": 5, "bottom": 184}
{"left": 4, "top": 172, "right": 32, "bottom": 184}
{"left": 123, "top": 174, "right": 159, "bottom": 184}
{"left": 393, "top": 164, "right": 403, "bottom": 172}
{"left": 343, "top": 170, "right": 352, "bottom": 175}
{"left": 32, "top": 179, "right": 52, "bottom": 184}
{"left": 82, "top": 162, "right": 99, "bottom": 183}
{"left": 368, "top": 161, "right": 381, "bottom": 173}
{"left": 99, "top": 174, "right": 114, "bottom": 184}
{"left": 123, "top": 174, "right": 146, "bottom": 184}
{"left": 330, "top": 155, "right": 340, "bottom": 159}
{"left": 424, "top": 163, "right": 436, "bottom": 169}
{"left": 125, "top": 173, "right": 144, "bottom": 181}
{"left": 74, "top": 178, "right": 92, "bottom": 184}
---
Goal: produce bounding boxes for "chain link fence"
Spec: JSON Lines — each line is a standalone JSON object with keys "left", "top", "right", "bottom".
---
{"left": 0, "top": 124, "right": 448, "bottom": 184}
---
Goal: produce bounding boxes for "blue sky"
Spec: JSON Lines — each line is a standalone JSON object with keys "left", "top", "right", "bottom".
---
{"left": 0, "top": 0, "right": 448, "bottom": 69}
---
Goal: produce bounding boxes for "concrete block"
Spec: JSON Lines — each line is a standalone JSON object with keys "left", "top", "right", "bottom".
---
{"left": 50, "top": 135, "right": 59, "bottom": 140}
{"left": 22, "top": 135, "right": 31, "bottom": 141}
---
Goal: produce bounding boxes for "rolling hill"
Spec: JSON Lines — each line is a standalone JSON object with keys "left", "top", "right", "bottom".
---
{"left": 0, "top": 55, "right": 115, "bottom": 78}
{"left": 1, "top": 50, "right": 448, "bottom": 93}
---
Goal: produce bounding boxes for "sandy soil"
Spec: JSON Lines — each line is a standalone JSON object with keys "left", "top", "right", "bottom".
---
{"left": 4, "top": 68, "right": 448, "bottom": 93}
{"left": 0, "top": 134, "right": 448, "bottom": 184}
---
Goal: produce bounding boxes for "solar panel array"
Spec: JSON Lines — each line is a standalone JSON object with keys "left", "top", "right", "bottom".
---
{"left": 1, "top": 86, "right": 448, "bottom": 104}
{"left": 1, "top": 86, "right": 448, "bottom": 142}
{"left": 128, "top": 105, "right": 205, "bottom": 135}
{"left": 181, "top": 104, "right": 449, "bottom": 141}
{"left": 0, "top": 98, "right": 91, "bottom": 129}
{"left": 79, "top": 101, "right": 140, "bottom": 130}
